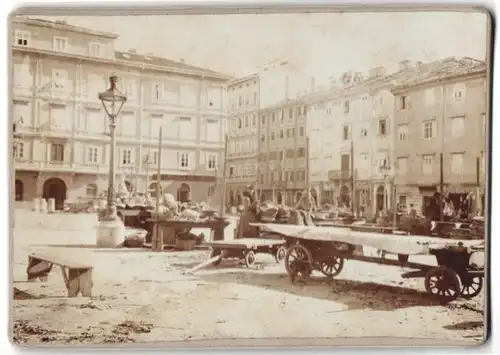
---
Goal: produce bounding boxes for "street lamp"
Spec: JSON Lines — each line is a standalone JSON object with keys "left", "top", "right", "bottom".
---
{"left": 98, "top": 75, "right": 127, "bottom": 221}
{"left": 379, "top": 160, "right": 390, "bottom": 211}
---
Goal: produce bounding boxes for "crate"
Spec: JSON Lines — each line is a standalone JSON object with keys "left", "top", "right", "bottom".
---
{"left": 175, "top": 237, "right": 197, "bottom": 251}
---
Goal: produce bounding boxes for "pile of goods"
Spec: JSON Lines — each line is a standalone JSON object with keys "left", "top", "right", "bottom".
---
{"left": 153, "top": 194, "right": 219, "bottom": 222}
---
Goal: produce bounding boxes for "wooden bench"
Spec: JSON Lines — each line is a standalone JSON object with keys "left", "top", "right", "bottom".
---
{"left": 26, "top": 252, "right": 93, "bottom": 297}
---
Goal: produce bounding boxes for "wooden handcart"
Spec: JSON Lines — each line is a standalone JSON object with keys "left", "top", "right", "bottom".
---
{"left": 252, "top": 223, "right": 485, "bottom": 304}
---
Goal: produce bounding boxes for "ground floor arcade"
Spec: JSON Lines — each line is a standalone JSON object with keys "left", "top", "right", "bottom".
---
{"left": 14, "top": 170, "right": 221, "bottom": 210}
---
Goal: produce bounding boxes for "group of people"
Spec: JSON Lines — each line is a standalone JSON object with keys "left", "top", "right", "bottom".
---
{"left": 423, "top": 191, "right": 477, "bottom": 222}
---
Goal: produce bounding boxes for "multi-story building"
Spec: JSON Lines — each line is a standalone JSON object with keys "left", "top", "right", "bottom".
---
{"left": 258, "top": 98, "right": 308, "bottom": 205}
{"left": 307, "top": 62, "right": 416, "bottom": 215}
{"left": 391, "top": 57, "right": 487, "bottom": 215}
{"left": 224, "top": 74, "right": 260, "bottom": 206}
{"left": 12, "top": 17, "right": 231, "bottom": 209}
{"left": 225, "top": 60, "right": 312, "bottom": 207}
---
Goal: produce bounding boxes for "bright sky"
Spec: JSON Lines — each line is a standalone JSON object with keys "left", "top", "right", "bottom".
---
{"left": 44, "top": 11, "right": 487, "bottom": 84}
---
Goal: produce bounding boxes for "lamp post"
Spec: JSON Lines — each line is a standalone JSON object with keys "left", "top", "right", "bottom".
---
{"left": 379, "top": 161, "right": 390, "bottom": 212}
{"left": 98, "top": 75, "right": 127, "bottom": 221}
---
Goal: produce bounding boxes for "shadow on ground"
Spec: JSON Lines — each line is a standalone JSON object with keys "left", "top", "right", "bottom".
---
{"left": 197, "top": 270, "right": 444, "bottom": 311}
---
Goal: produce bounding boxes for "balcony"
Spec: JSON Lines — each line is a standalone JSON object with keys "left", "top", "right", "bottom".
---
{"left": 327, "top": 169, "right": 358, "bottom": 181}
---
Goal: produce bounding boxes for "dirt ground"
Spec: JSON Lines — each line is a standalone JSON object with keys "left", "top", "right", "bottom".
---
{"left": 11, "top": 211, "right": 486, "bottom": 347}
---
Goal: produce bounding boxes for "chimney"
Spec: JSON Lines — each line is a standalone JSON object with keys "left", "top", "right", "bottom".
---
{"left": 398, "top": 60, "right": 412, "bottom": 71}
{"left": 310, "top": 77, "right": 316, "bottom": 93}
{"left": 285, "top": 75, "right": 290, "bottom": 100}
{"left": 180, "top": 58, "right": 185, "bottom": 63}
{"left": 368, "top": 66, "right": 387, "bottom": 78}
{"left": 128, "top": 49, "right": 137, "bottom": 53}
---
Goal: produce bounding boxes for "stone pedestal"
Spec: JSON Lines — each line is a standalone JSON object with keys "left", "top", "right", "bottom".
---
{"left": 96, "top": 219, "right": 126, "bottom": 248}
{"left": 32, "top": 198, "right": 40, "bottom": 212}
{"left": 47, "top": 198, "right": 56, "bottom": 213}
{"left": 40, "top": 199, "right": 48, "bottom": 213}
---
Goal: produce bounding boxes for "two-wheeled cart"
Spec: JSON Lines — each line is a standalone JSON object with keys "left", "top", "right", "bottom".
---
{"left": 252, "top": 223, "right": 485, "bottom": 304}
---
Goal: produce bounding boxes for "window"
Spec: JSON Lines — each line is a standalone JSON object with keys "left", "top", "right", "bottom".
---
{"left": 149, "top": 151, "right": 158, "bottom": 165}
{"left": 289, "top": 107, "right": 293, "bottom": 119}
{"left": 179, "top": 152, "right": 189, "bottom": 168}
{"left": 207, "top": 154, "right": 217, "bottom": 170}
{"left": 52, "top": 70, "right": 67, "bottom": 89}
{"left": 87, "top": 146, "right": 99, "bottom": 164}
{"left": 397, "top": 125, "right": 408, "bottom": 141}
{"left": 400, "top": 95, "right": 408, "bottom": 110}
{"left": 253, "top": 92, "right": 257, "bottom": 104}
{"left": 299, "top": 126, "right": 304, "bottom": 137}
{"left": 86, "top": 184, "right": 98, "bottom": 197}
{"left": 279, "top": 151, "right": 284, "bottom": 161}
{"left": 279, "top": 110, "right": 284, "bottom": 121}
{"left": 153, "top": 84, "right": 163, "bottom": 102}
{"left": 261, "top": 134, "right": 265, "bottom": 142}
{"left": 179, "top": 117, "right": 193, "bottom": 139}
{"left": 15, "top": 30, "right": 30, "bottom": 46}
{"left": 422, "top": 120, "right": 436, "bottom": 139}
{"left": 342, "top": 125, "right": 350, "bottom": 140}
{"left": 422, "top": 154, "right": 434, "bottom": 175}
{"left": 297, "top": 147, "right": 305, "bottom": 157}
{"left": 271, "top": 132, "right": 275, "bottom": 141}
{"left": 279, "top": 130, "right": 284, "bottom": 139}
{"left": 453, "top": 84, "right": 465, "bottom": 100}
{"left": 121, "top": 149, "right": 132, "bottom": 165}
{"left": 89, "top": 43, "right": 101, "bottom": 57}
{"left": 378, "top": 119, "right": 387, "bottom": 136}
{"left": 423, "top": 88, "right": 435, "bottom": 106}
{"left": 397, "top": 157, "right": 408, "bottom": 175}
{"left": 450, "top": 116, "right": 465, "bottom": 138}
{"left": 451, "top": 153, "right": 464, "bottom": 175}
{"left": 206, "top": 119, "right": 219, "bottom": 142}
{"left": 120, "top": 79, "right": 135, "bottom": 99}
{"left": 360, "top": 128, "right": 368, "bottom": 137}
{"left": 53, "top": 36, "right": 68, "bottom": 52}
{"left": 398, "top": 195, "right": 407, "bottom": 207}
{"left": 326, "top": 108, "right": 332, "bottom": 115}
{"left": 50, "top": 143, "right": 64, "bottom": 162}
{"left": 237, "top": 118, "right": 242, "bottom": 129}
{"left": 303, "top": 105, "right": 307, "bottom": 114}
{"left": 272, "top": 112, "right": 276, "bottom": 122}
{"left": 238, "top": 96, "right": 242, "bottom": 107}
{"left": 252, "top": 114, "right": 256, "bottom": 126}
{"left": 244, "top": 115, "right": 249, "bottom": 127}
{"left": 261, "top": 114, "right": 266, "bottom": 125}
{"left": 343, "top": 100, "right": 350, "bottom": 113}
{"left": 15, "top": 141, "right": 24, "bottom": 159}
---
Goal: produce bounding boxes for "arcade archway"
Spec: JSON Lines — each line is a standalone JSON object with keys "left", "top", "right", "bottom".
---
{"left": 42, "top": 177, "right": 67, "bottom": 210}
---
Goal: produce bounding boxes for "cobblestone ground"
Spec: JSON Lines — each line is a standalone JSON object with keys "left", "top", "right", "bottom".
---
{"left": 11, "top": 210, "right": 485, "bottom": 347}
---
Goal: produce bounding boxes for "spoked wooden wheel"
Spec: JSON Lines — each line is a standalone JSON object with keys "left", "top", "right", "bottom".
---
{"left": 318, "top": 256, "right": 344, "bottom": 278}
{"left": 244, "top": 251, "right": 256, "bottom": 267}
{"left": 284, "top": 244, "right": 313, "bottom": 283}
{"left": 275, "top": 246, "right": 287, "bottom": 263}
{"left": 424, "top": 267, "right": 461, "bottom": 303}
{"left": 210, "top": 249, "right": 222, "bottom": 266}
{"left": 460, "top": 275, "right": 483, "bottom": 299}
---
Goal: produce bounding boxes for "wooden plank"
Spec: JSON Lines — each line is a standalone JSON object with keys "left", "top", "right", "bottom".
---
{"left": 29, "top": 253, "right": 93, "bottom": 270}
{"left": 66, "top": 269, "right": 81, "bottom": 297}
{"left": 206, "top": 238, "right": 285, "bottom": 250}
{"left": 26, "top": 257, "right": 53, "bottom": 281}
{"left": 79, "top": 269, "right": 93, "bottom": 297}
{"left": 185, "top": 250, "right": 227, "bottom": 275}
{"left": 348, "top": 254, "right": 432, "bottom": 270}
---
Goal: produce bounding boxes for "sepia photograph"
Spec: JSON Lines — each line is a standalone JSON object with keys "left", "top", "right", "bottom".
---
{"left": 10, "top": 7, "right": 489, "bottom": 348}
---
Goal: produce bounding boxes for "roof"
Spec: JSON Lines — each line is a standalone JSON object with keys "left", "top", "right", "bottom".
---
{"left": 392, "top": 57, "right": 487, "bottom": 92}
{"left": 12, "top": 17, "right": 119, "bottom": 39}
{"left": 260, "top": 97, "right": 306, "bottom": 111}
{"left": 115, "top": 51, "right": 231, "bottom": 79}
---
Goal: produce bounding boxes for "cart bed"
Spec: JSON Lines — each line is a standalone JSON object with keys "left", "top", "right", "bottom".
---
{"left": 205, "top": 238, "right": 285, "bottom": 250}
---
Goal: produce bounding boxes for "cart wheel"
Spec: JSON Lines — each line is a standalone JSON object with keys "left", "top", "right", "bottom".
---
{"left": 284, "top": 244, "right": 313, "bottom": 283}
{"left": 318, "top": 256, "right": 344, "bottom": 278}
{"left": 275, "top": 246, "right": 287, "bottom": 263}
{"left": 424, "top": 267, "right": 461, "bottom": 303}
{"left": 245, "top": 251, "right": 256, "bottom": 267}
{"left": 210, "top": 249, "right": 222, "bottom": 266}
{"left": 460, "top": 275, "right": 483, "bottom": 299}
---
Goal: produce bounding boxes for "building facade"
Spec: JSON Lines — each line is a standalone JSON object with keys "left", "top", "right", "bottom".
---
{"left": 258, "top": 98, "right": 308, "bottom": 205}
{"left": 224, "top": 60, "right": 313, "bottom": 207}
{"left": 224, "top": 74, "right": 260, "bottom": 206}
{"left": 307, "top": 63, "right": 416, "bottom": 215}
{"left": 12, "top": 17, "right": 230, "bottom": 208}
{"left": 391, "top": 57, "right": 487, "bottom": 215}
